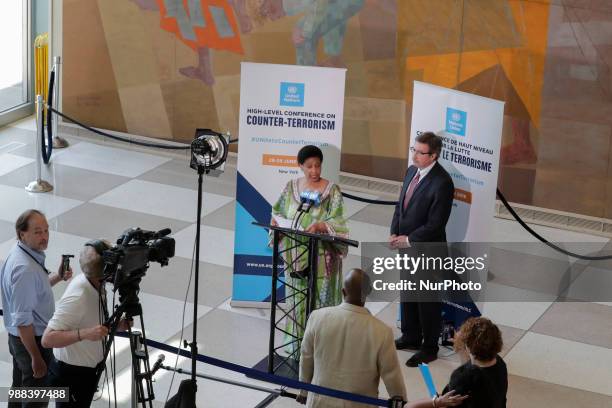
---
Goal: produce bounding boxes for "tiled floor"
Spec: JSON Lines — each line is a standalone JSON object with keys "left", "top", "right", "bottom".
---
{"left": 0, "top": 118, "right": 611, "bottom": 407}
{"left": 0, "top": 153, "right": 32, "bottom": 177}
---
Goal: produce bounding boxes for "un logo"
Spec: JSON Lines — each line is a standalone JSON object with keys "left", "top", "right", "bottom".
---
{"left": 280, "top": 82, "right": 305, "bottom": 107}
{"left": 445, "top": 107, "right": 467, "bottom": 136}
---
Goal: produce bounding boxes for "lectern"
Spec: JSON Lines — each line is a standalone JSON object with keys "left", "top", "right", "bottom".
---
{"left": 252, "top": 222, "right": 359, "bottom": 378}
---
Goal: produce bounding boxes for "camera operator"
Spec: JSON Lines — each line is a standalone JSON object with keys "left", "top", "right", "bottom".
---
{"left": 42, "top": 240, "right": 131, "bottom": 407}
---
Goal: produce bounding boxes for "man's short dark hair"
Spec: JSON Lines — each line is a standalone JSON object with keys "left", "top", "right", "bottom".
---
{"left": 297, "top": 145, "right": 323, "bottom": 165}
{"left": 415, "top": 132, "right": 443, "bottom": 159}
{"left": 15, "top": 209, "right": 45, "bottom": 240}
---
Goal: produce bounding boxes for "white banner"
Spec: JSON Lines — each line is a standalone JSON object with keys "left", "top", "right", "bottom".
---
{"left": 232, "top": 62, "right": 346, "bottom": 305}
{"left": 411, "top": 81, "right": 504, "bottom": 242}
{"left": 410, "top": 81, "right": 505, "bottom": 324}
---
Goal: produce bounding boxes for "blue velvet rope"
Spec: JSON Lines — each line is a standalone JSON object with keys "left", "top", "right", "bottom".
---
{"left": 116, "top": 332, "right": 391, "bottom": 407}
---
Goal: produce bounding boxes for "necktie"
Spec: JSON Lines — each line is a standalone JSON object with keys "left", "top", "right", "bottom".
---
{"left": 403, "top": 172, "right": 420, "bottom": 210}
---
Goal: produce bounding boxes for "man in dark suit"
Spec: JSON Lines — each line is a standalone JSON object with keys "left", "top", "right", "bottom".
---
{"left": 389, "top": 131, "right": 454, "bottom": 367}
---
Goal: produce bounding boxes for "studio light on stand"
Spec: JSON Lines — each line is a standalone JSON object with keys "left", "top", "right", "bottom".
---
{"left": 166, "top": 129, "right": 229, "bottom": 407}
{"left": 190, "top": 128, "right": 229, "bottom": 173}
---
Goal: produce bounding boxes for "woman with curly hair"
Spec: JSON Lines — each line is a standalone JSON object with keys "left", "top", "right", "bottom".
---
{"left": 442, "top": 317, "right": 508, "bottom": 408}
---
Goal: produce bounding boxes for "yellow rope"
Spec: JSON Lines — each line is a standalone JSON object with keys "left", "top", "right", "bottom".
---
{"left": 34, "top": 33, "right": 49, "bottom": 121}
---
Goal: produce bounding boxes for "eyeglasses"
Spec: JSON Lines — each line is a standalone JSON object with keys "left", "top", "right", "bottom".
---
{"left": 410, "top": 147, "right": 432, "bottom": 156}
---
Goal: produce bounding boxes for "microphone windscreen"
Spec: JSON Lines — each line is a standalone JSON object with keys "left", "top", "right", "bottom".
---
{"left": 299, "top": 190, "right": 311, "bottom": 203}
{"left": 156, "top": 228, "right": 172, "bottom": 238}
{"left": 308, "top": 191, "right": 321, "bottom": 207}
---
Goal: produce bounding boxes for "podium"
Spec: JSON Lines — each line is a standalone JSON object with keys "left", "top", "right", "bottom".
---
{"left": 252, "top": 222, "right": 358, "bottom": 378}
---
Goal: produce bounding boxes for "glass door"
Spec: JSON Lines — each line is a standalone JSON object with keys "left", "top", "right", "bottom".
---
{"left": 0, "top": 0, "right": 29, "bottom": 114}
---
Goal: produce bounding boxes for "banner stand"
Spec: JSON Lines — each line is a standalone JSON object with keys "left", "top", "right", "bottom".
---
{"left": 410, "top": 81, "right": 505, "bottom": 327}
{"left": 231, "top": 63, "right": 347, "bottom": 307}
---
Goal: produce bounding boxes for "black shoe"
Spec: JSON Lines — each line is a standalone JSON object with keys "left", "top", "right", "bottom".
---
{"left": 405, "top": 351, "right": 437, "bottom": 367}
{"left": 394, "top": 337, "right": 421, "bottom": 351}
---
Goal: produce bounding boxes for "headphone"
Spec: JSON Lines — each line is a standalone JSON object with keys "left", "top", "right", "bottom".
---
{"left": 85, "top": 239, "right": 110, "bottom": 255}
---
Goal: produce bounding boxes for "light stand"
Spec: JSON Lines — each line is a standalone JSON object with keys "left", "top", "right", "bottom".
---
{"left": 188, "top": 162, "right": 204, "bottom": 397}
{"left": 166, "top": 129, "right": 228, "bottom": 407}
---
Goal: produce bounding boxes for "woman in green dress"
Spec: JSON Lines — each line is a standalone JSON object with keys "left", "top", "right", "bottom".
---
{"left": 270, "top": 145, "right": 349, "bottom": 357}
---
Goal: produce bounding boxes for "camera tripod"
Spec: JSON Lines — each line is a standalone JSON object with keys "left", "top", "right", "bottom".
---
{"left": 95, "top": 288, "right": 158, "bottom": 408}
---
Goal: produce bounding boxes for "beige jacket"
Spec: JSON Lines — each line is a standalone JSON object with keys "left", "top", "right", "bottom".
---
{"left": 299, "top": 303, "right": 407, "bottom": 408}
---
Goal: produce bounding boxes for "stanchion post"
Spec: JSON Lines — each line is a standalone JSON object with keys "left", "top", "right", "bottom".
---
{"left": 51, "top": 56, "right": 69, "bottom": 149}
{"left": 25, "top": 95, "right": 53, "bottom": 193}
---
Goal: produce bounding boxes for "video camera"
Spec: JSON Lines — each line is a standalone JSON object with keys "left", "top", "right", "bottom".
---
{"left": 95, "top": 228, "right": 175, "bottom": 403}
{"left": 101, "top": 227, "right": 175, "bottom": 315}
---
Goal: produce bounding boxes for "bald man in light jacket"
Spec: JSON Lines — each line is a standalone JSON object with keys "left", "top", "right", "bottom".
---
{"left": 298, "top": 268, "right": 406, "bottom": 407}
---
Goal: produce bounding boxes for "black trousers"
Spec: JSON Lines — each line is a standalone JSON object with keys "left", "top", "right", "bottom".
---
{"left": 400, "top": 301, "right": 442, "bottom": 354}
{"left": 398, "top": 243, "right": 447, "bottom": 354}
{"left": 8, "top": 334, "right": 54, "bottom": 408}
{"left": 48, "top": 359, "right": 99, "bottom": 408}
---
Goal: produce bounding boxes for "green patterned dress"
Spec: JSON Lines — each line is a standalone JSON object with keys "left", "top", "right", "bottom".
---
{"left": 271, "top": 179, "right": 349, "bottom": 356}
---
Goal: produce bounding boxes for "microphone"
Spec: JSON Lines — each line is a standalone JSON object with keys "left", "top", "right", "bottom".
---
{"left": 119, "top": 227, "right": 172, "bottom": 245}
{"left": 298, "top": 190, "right": 309, "bottom": 212}
{"left": 307, "top": 190, "right": 321, "bottom": 207}
{"left": 150, "top": 354, "right": 165, "bottom": 376}
{"left": 299, "top": 190, "right": 321, "bottom": 212}
{"left": 154, "top": 228, "right": 172, "bottom": 238}
{"left": 294, "top": 190, "right": 322, "bottom": 229}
